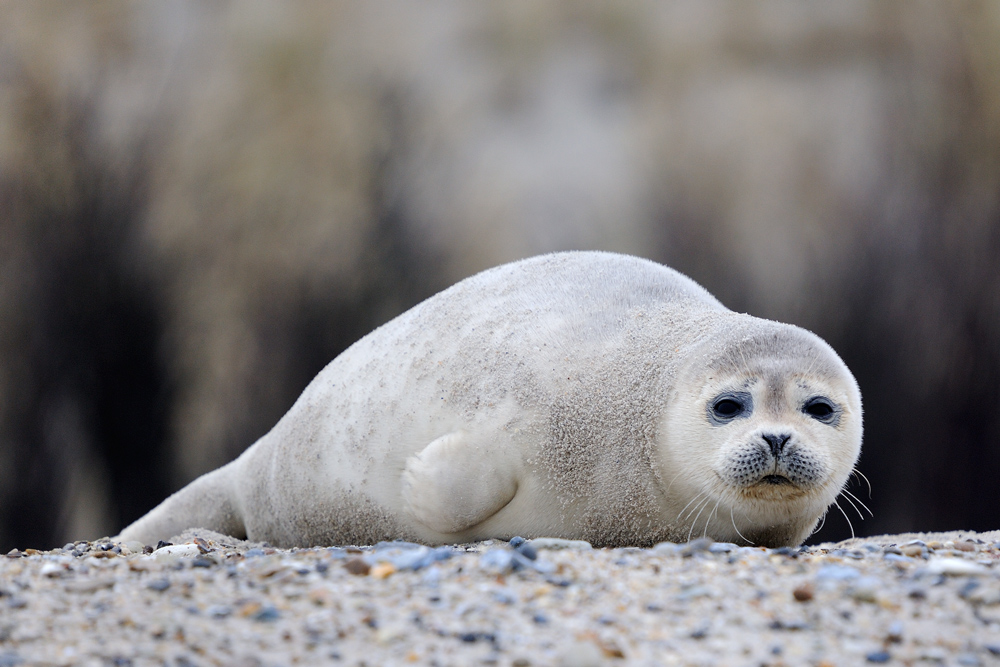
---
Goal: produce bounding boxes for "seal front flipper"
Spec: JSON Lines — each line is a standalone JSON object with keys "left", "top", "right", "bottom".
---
{"left": 401, "top": 431, "right": 518, "bottom": 534}
{"left": 115, "top": 462, "right": 246, "bottom": 546}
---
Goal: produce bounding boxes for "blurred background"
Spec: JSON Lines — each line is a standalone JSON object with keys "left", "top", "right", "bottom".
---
{"left": 0, "top": 1, "right": 998, "bottom": 551}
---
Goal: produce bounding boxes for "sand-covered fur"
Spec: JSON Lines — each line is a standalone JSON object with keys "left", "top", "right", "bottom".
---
{"left": 119, "top": 252, "right": 862, "bottom": 548}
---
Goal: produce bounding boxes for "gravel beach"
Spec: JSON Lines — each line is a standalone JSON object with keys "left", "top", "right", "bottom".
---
{"left": 2, "top": 529, "right": 1000, "bottom": 666}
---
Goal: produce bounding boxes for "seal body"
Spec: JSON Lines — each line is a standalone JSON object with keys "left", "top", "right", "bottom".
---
{"left": 119, "top": 252, "right": 862, "bottom": 548}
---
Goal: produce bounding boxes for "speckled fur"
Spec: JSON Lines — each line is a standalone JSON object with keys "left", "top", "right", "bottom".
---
{"left": 118, "top": 252, "right": 862, "bottom": 548}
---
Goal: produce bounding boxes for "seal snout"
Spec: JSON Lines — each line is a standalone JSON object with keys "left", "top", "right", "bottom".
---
{"left": 762, "top": 433, "right": 790, "bottom": 457}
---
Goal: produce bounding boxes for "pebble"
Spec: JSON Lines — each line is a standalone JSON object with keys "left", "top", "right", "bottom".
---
{"left": 924, "top": 557, "right": 988, "bottom": 576}
{"left": 151, "top": 544, "right": 202, "bottom": 562}
{"left": 528, "top": 538, "right": 592, "bottom": 551}
{"left": 0, "top": 529, "right": 998, "bottom": 665}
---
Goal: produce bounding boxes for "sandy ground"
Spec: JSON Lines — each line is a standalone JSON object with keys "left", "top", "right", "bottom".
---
{"left": 2, "top": 529, "right": 1000, "bottom": 666}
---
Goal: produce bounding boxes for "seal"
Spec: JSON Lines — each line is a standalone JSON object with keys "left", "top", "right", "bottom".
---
{"left": 118, "top": 252, "right": 862, "bottom": 548}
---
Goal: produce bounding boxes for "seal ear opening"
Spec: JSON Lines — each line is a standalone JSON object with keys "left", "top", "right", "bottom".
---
{"left": 116, "top": 463, "right": 246, "bottom": 546}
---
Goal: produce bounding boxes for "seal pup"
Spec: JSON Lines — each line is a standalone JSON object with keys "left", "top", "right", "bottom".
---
{"left": 118, "top": 252, "right": 862, "bottom": 548}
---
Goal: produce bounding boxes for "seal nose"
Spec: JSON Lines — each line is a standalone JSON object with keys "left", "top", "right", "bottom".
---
{"left": 762, "top": 433, "right": 790, "bottom": 456}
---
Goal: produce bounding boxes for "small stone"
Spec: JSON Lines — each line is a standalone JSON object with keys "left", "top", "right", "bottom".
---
{"left": 708, "top": 542, "right": 737, "bottom": 553}
{"left": 815, "top": 565, "right": 861, "bottom": 581}
{"left": 244, "top": 548, "right": 266, "bottom": 558}
{"left": 155, "top": 541, "right": 173, "bottom": 551}
{"left": 925, "top": 558, "right": 987, "bottom": 576}
{"left": 124, "top": 541, "right": 145, "bottom": 555}
{"left": 370, "top": 562, "right": 396, "bottom": 579}
{"left": 954, "top": 540, "right": 977, "bottom": 552}
{"left": 206, "top": 605, "right": 232, "bottom": 618}
{"left": 886, "top": 620, "right": 904, "bottom": 642}
{"left": 40, "top": 562, "right": 65, "bottom": 578}
{"left": 509, "top": 536, "right": 526, "bottom": 548}
{"left": 512, "top": 659, "right": 531, "bottom": 667}
{"left": 792, "top": 583, "right": 814, "bottom": 602}
{"left": 849, "top": 577, "right": 881, "bottom": 603}
{"left": 152, "top": 544, "right": 201, "bottom": 562}
{"left": 884, "top": 553, "right": 914, "bottom": 564}
{"left": 984, "top": 644, "right": 1000, "bottom": 656}
{"left": 528, "top": 538, "right": 592, "bottom": 551}
{"left": 515, "top": 543, "right": 538, "bottom": 561}
{"left": 5, "top": 550, "right": 20, "bottom": 559}
{"left": 253, "top": 605, "right": 280, "bottom": 622}
{"left": 680, "top": 537, "right": 713, "bottom": 556}
{"left": 147, "top": 578, "right": 171, "bottom": 592}
{"left": 344, "top": 558, "right": 371, "bottom": 576}
{"left": 866, "top": 650, "right": 891, "bottom": 663}
{"left": 65, "top": 579, "right": 115, "bottom": 593}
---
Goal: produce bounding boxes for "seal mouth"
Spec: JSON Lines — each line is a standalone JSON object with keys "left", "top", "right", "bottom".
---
{"left": 760, "top": 474, "right": 792, "bottom": 486}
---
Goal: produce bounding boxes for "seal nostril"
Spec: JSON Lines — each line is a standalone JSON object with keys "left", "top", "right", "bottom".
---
{"left": 762, "top": 433, "right": 790, "bottom": 456}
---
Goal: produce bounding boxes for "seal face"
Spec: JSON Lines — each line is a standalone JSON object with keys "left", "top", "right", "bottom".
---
{"left": 118, "top": 251, "right": 863, "bottom": 549}
{"left": 658, "top": 325, "right": 863, "bottom": 546}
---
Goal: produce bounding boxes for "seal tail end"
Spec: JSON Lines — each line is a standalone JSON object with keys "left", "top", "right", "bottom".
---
{"left": 115, "top": 463, "right": 246, "bottom": 546}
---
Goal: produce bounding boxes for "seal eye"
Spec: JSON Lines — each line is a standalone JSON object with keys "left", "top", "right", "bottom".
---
{"left": 714, "top": 399, "right": 742, "bottom": 417}
{"left": 803, "top": 397, "right": 838, "bottom": 424}
{"left": 708, "top": 392, "right": 752, "bottom": 424}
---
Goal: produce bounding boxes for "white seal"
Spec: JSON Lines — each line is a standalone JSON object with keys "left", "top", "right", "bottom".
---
{"left": 118, "top": 252, "right": 862, "bottom": 548}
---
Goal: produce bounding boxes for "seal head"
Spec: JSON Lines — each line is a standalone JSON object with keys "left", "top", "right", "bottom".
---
{"left": 658, "top": 317, "right": 863, "bottom": 547}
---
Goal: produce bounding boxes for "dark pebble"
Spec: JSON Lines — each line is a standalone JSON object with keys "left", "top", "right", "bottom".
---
{"left": 253, "top": 605, "right": 280, "bottom": 622}
{"left": 515, "top": 543, "right": 538, "bottom": 561}
{"left": 154, "top": 541, "right": 172, "bottom": 551}
{"left": 0, "top": 652, "right": 22, "bottom": 667}
{"left": 459, "top": 633, "right": 478, "bottom": 643}
{"left": 690, "top": 626, "right": 708, "bottom": 639}
{"left": 866, "top": 651, "right": 891, "bottom": 663}
{"left": 344, "top": 558, "right": 371, "bottom": 576}
{"left": 315, "top": 561, "right": 329, "bottom": 574}
{"left": 645, "top": 603, "right": 663, "bottom": 612}
{"left": 771, "top": 547, "right": 796, "bottom": 557}
{"left": 191, "top": 557, "right": 215, "bottom": 568}
{"left": 532, "top": 613, "right": 548, "bottom": 624}
{"left": 771, "top": 645, "right": 783, "bottom": 655}
{"left": 680, "top": 538, "right": 713, "bottom": 556}
{"left": 509, "top": 536, "right": 526, "bottom": 548}
{"left": 959, "top": 580, "right": 981, "bottom": 599}
{"left": 62, "top": 543, "right": 75, "bottom": 552}
{"left": 985, "top": 644, "right": 1000, "bottom": 656}
{"left": 147, "top": 578, "right": 171, "bottom": 592}
{"left": 110, "top": 657, "right": 132, "bottom": 667}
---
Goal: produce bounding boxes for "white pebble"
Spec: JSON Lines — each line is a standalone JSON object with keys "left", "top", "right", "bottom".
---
{"left": 925, "top": 557, "right": 988, "bottom": 576}
{"left": 529, "top": 538, "right": 593, "bottom": 551}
